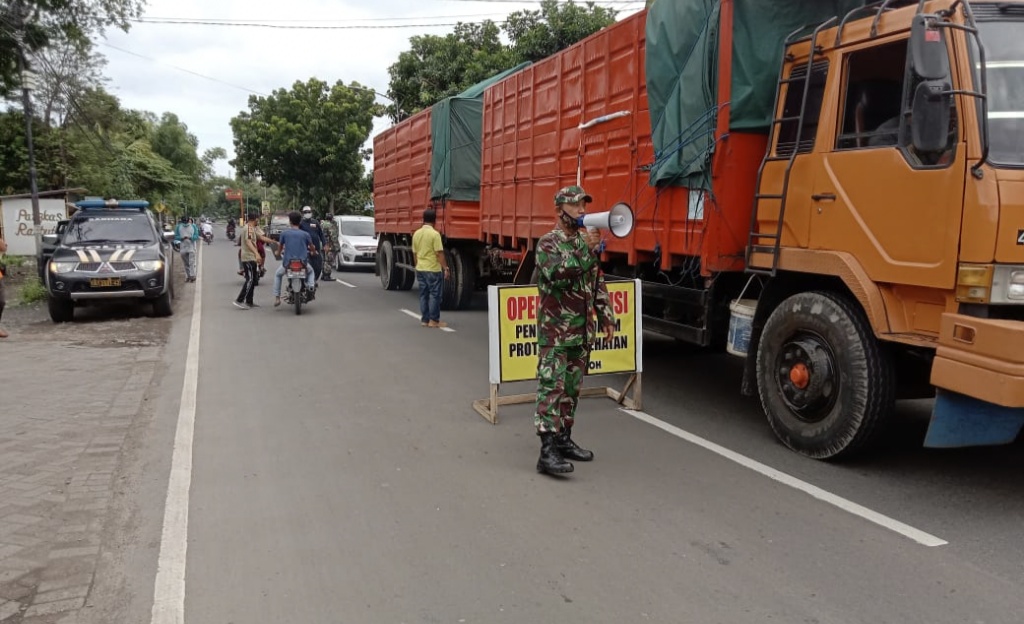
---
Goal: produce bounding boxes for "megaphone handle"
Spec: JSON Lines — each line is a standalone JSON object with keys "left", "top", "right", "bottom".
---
{"left": 597, "top": 239, "right": 606, "bottom": 254}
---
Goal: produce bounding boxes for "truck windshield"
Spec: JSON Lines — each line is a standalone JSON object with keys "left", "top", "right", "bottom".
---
{"left": 977, "top": 20, "right": 1024, "bottom": 166}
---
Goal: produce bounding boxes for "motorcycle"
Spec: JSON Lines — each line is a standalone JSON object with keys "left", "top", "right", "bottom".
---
{"left": 202, "top": 230, "right": 213, "bottom": 244}
{"left": 284, "top": 258, "right": 315, "bottom": 315}
{"left": 226, "top": 224, "right": 236, "bottom": 241}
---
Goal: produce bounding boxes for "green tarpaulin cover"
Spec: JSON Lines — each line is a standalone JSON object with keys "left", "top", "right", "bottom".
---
{"left": 431, "top": 62, "right": 531, "bottom": 201}
{"left": 645, "top": 0, "right": 866, "bottom": 188}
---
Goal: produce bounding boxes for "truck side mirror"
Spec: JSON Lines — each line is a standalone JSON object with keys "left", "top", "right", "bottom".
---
{"left": 910, "top": 15, "right": 950, "bottom": 80}
{"left": 911, "top": 80, "right": 952, "bottom": 153}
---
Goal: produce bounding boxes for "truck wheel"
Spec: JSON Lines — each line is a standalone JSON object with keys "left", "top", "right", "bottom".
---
{"left": 378, "top": 240, "right": 402, "bottom": 291}
{"left": 755, "top": 291, "right": 893, "bottom": 460}
{"left": 442, "top": 247, "right": 475, "bottom": 310}
{"left": 398, "top": 247, "right": 415, "bottom": 291}
{"left": 152, "top": 289, "right": 173, "bottom": 317}
{"left": 48, "top": 297, "right": 74, "bottom": 323}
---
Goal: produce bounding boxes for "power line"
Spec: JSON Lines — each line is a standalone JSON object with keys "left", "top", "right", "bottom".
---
{"left": 100, "top": 42, "right": 268, "bottom": 96}
{"left": 131, "top": 19, "right": 490, "bottom": 30}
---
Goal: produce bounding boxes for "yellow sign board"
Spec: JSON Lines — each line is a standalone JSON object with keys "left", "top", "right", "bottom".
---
{"left": 487, "top": 280, "right": 642, "bottom": 384}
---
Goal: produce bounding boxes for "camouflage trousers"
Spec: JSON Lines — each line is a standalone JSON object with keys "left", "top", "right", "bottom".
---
{"left": 534, "top": 344, "right": 587, "bottom": 433}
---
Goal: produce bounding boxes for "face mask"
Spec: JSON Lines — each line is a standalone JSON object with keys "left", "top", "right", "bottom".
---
{"left": 559, "top": 208, "right": 580, "bottom": 233}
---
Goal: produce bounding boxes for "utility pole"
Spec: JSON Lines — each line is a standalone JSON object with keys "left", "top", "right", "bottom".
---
{"left": 14, "top": 0, "right": 43, "bottom": 257}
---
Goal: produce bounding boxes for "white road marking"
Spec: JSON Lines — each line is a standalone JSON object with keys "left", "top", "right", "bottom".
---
{"left": 336, "top": 279, "right": 356, "bottom": 288}
{"left": 621, "top": 409, "right": 948, "bottom": 548}
{"left": 151, "top": 250, "right": 203, "bottom": 624}
{"left": 401, "top": 308, "right": 455, "bottom": 332}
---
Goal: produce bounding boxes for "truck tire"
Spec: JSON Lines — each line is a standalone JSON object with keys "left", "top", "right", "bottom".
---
{"left": 48, "top": 297, "right": 74, "bottom": 323}
{"left": 397, "top": 247, "right": 415, "bottom": 291}
{"left": 378, "top": 240, "right": 402, "bottom": 291}
{"left": 755, "top": 291, "right": 893, "bottom": 460}
{"left": 441, "top": 247, "right": 475, "bottom": 311}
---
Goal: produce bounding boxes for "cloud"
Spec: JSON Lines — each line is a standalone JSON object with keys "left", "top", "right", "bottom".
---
{"left": 101, "top": 0, "right": 643, "bottom": 176}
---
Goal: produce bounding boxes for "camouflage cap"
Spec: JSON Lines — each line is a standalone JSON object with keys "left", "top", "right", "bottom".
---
{"left": 554, "top": 185, "right": 593, "bottom": 205}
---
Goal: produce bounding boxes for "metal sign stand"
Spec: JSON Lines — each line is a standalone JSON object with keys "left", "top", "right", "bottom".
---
{"left": 472, "top": 372, "right": 642, "bottom": 425}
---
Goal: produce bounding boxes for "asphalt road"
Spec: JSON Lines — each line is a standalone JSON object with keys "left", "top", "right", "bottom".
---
{"left": 113, "top": 229, "right": 1024, "bottom": 623}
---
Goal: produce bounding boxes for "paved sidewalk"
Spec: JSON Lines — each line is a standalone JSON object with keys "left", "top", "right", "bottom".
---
{"left": 0, "top": 314, "right": 168, "bottom": 623}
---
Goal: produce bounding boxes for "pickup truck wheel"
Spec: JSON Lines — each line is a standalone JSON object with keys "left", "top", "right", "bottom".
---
{"left": 755, "top": 291, "right": 893, "bottom": 460}
{"left": 48, "top": 297, "right": 74, "bottom": 323}
{"left": 378, "top": 240, "right": 401, "bottom": 291}
{"left": 152, "top": 289, "right": 173, "bottom": 317}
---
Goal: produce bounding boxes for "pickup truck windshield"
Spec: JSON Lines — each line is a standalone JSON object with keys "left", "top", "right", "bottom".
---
{"left": 978, "top": 20, "right": 1024, "bottom": 166}
{"left": 62, "top": 214, "right": 156, "bottom": 245}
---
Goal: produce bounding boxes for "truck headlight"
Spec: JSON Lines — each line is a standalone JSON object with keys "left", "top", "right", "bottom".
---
{"left": 1007, "top": 271, "right": 1024, "bottom": 300}
{"left": 50, "top": 261, "right": 76, "bottom": 274}
{"left": 135, "top": 260, "right": 163, "bottom": 271}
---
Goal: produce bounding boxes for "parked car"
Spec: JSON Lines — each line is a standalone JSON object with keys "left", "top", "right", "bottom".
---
{"left": 333, "top": 215, "right": 376, "bottom": 270}
{"left": 44, "top": 199, "right": 175, "bottom": 322}
{"left": 37, "top": 219, "right": 69, "bottom": 282}
{"left": 268, "top": 213, "right": 291, "bottom": 241}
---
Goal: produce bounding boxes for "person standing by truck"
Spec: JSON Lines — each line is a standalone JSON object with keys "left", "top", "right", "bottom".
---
{"left": 412, "top": 207, "right": 450, "bottom": 328}
{"left": 533, "top": 185, "right": 616, "bottom": 475}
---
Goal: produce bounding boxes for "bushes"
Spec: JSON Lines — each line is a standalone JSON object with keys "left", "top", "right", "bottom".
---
{"left": 19, "top": 278, "right": 47, "bottom": 304}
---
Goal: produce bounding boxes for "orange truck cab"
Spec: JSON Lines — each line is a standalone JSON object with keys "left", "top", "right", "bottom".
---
{"left": 746, "top": 0, "right": 1024, "bottom": 454}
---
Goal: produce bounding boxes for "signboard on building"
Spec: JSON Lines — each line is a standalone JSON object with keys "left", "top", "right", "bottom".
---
{"left": 0, "top": 198, "right": 69, "bottom": 255}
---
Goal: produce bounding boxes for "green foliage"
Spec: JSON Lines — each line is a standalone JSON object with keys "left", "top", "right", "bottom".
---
{"left": 0, "top": 0, "right": 143, "bottom": 96}
{"left": 3, "top": 254, "right": 28, "bottom": 268}
{"left": 230, "top": 79, "right": 382, "bottom": 213}
{"left": 505, "top": 0, "right": 619, "bottom": 64}
{"left": 385, "top": 1, "right": 616, "bottom": 121}
{"left": 19, "top": 277, "right": 47, "bottom": 304}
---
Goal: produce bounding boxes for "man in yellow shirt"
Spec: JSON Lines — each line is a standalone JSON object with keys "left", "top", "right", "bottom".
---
{"left": 411, "top": 208, "right": 450, "bottom": 328}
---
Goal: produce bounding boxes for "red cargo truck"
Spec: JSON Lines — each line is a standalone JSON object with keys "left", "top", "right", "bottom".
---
{"left": 377, "top": 1, "right": 1024, "bottom": 458}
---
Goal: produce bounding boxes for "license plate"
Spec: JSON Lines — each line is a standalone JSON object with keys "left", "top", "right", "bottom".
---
{"left": 286, "top": 271, "right": 305, "bottom": 278}
{"left": 90, "top": 277, "right": 121, "bottom": 287}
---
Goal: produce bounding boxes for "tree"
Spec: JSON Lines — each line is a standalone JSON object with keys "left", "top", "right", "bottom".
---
{"left": 230, "top": 78, "right": 382, "bottom": 212}
{"left": 385, "top": 21, "right": 514, "bottom": 122}
{"left": 505, "top": 0, "right": 617, "bottom": 64}
{"left": 31, "top": 38, "right": 108, "bottom": 127}
{"left": 0, "top": 0, "right": 142, "bottom": 96}
{"left": 384, "top": 3, "right": 616, "bottom": 121}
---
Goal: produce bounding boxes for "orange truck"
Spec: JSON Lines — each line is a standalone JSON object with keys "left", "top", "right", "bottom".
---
{"left": 374, "top": 0, "right": 1024, "bottom": 459}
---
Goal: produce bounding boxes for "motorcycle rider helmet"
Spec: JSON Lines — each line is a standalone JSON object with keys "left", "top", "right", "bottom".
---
{"left": 179, "top": 215, "right": 189, "bottom": 224}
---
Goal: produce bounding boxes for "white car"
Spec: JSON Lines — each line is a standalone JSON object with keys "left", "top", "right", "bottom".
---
{"left": 334, "top": 215, "right": 377, "bottom": 270}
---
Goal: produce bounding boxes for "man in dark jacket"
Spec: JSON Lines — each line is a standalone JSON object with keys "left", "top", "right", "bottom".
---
{"left": 299, "top": 206, "right": 325, "bottom": 283}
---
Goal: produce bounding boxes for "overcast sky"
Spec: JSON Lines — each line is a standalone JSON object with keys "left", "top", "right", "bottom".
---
{"left": 100, "top": 0, "right": 645, "bottom": 178}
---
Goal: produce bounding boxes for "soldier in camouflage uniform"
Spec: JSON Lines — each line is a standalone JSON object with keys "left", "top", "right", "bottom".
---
{"left": 533, "top": 185, "right": 616, "bottom": 475}
{"left": 320, "top": 214, "right": 339, "bottom": 282}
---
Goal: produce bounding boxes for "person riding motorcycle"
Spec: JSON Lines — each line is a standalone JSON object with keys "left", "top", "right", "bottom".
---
{"left": 226, "top": 217, "right": 236, "bottom": 240}
{"left": 299, "top": 206, "right": 325, "bottom": 282}
{"left": 273, "top": 211, "right": 317, "bottom": 307}
{"left": 200, "top": 220, "right": 213, "bottom": 243}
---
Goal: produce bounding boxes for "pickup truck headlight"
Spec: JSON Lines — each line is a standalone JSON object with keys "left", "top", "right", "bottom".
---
{"left": 135, "top": 260, "right": 163, "bottom": 271}
{"left": 50, "top": 261, "right": 76, "bottom": 274}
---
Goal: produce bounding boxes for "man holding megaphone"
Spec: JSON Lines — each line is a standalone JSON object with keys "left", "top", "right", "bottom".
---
{"left": 532, "top": 185, "right": 617, "bottom": 476}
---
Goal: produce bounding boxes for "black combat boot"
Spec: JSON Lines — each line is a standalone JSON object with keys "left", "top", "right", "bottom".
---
{"left": 555, "top": 426, "right": 594, "bottom": 462}
{"left": 537, "top": 432, "right": 573, "bottom": 474}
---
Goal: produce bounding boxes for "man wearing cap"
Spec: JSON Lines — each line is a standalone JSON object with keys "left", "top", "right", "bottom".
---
{"left": 299, "top": 206, "right": 325, "bottom": 284}
{"left": 532, "top": 185, "right": 616, "bottom": 476}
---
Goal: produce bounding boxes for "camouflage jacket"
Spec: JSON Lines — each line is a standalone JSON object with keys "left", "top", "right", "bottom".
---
{"left": 535, "top": 227, "right": 614, "bottom": 348}
{"left": 321, "top": 219, "right": 339, "bottom": 248}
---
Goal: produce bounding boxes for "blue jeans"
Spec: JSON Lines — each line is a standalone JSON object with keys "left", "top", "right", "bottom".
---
{"left": 273, "top": 262, "right": 315, "bottom": 297}
{"left": 417, "top": 271, "right": 443, "bottom": 323}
